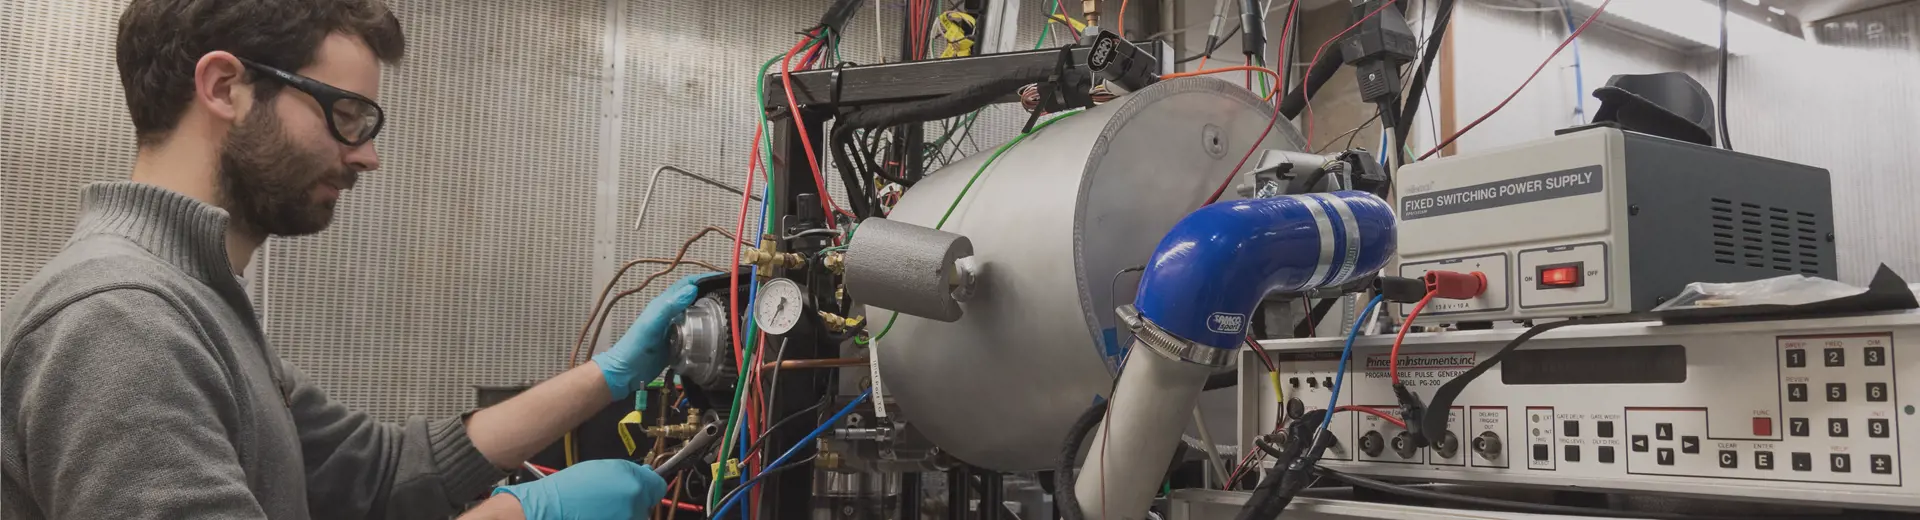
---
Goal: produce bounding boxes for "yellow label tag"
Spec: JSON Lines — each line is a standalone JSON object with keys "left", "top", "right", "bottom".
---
{"left": 618, "top": 411, "right": 644, "bottom": 455}
{"left": 711, "top": 458, "right": 742, "bottom": 479}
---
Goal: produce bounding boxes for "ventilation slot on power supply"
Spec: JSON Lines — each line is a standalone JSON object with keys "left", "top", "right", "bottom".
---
{"left": 1711, "top": 199, "right": 1825, "bottom": 274}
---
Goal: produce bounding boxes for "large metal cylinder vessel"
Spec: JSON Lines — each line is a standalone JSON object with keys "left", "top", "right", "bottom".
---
{"left": 875, "top": 77, "right": 1308, "bottom": 471}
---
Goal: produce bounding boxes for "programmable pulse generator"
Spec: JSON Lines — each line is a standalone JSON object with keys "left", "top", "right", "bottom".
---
{"left": 1243, "top": 310, "right": 1920, "bottom": 512}
{"left": 1391, "top": 127, "right": 1838, "bottom": 322}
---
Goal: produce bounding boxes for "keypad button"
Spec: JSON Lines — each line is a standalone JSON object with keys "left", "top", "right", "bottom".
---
{"left": 1533, "top": 444, "right": 1550, "bottom": 462}
{"left": 1785, "top": 349, "right": 1806, "bottom": 367}
{"left": 1598, "top": 446, "right": 1615, "bottom": 463}
{"left": 1718, "top": 450, "right": 1738, "bottom": 469}
{"left": 1788, "top": 383, "right": 1808, "bottom": 402}
{"left": 1657, "top": 448, "right": 1675, "bottom": 466}
{"left": 1564, "top": 445, "right": 1580, "bottom": 462}
{"left": 1596, "top": 421, "right": 1614, "bottom": 438}
{"left": 1831, "top": 453, "right": 1852, "bottom": 473}
{"left": 1825, "top": 347, "right": 1845, "bottom": 367}
{"left": 1871, "top": 455, "right": 1893, "bottom": 474}
{"left": 1867, "top": 382, "right": 1888, "bottom": 402}
{"left": 1563, "top": 420, "right": 1580, "bottom": 437}
{"left": 1829, "top": 418, "right": 1849, "bottom": 438}
{"left": 1681, "top": 436, "right": 1700, "bottom": 454}
{"left": 1630, "top": 435, "right": 1649, "bottom": 452}
{"left": 1655, "top": 423, "right": 1674, "bottom": 440}
{"left": 1865, "top": 346, "right": 1886, "bottom": 366}
{"left": 1828, "top": 383, "right": 1847, "bottom": 402}
{"left": 1789, "top": 418, "right": 1810, "bottom": 437}
{"left": 1755, "top": 451, "right": 1775, "bottom": 470}
{"left": 1791, "top": 452, "right": 1812, "bottom": 471}
{"left": 1869, "top": 418, "right": 1890, "bottom": 438}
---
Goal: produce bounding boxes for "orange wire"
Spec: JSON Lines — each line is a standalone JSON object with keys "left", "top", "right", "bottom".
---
{"left": 1387, "top": 293, "right": 1436, "bottom": 386}
{"left": 1337, "top": 405, "right": 1408, "bottom": 428}
{"left": 1117, "top": 0, "right": 1128, "bottom": 35}
{"left": 1161, "top": 65, "right": 1280, "bottom": 83}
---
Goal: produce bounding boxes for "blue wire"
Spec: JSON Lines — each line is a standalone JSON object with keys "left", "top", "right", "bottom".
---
{"left": 1559, "top": 0, "right": 1586, "bottom": 124}
{"left": 715, "top": 389, "right": 875, "bottom": 519}
{"left": 1321, "top": 295, "right": 1385, "bottom": 431}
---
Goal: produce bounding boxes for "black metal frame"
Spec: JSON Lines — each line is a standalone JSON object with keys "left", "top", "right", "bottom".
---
{"left": 749, "top": 4, "right": 1173, "bottom": 517}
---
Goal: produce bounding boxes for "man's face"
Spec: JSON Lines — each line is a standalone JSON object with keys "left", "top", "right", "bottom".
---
{"left": 218, "top": 33, "right": 384, "bottom": 236}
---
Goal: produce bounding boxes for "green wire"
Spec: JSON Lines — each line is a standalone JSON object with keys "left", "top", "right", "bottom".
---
{"left": 711, "top": 39, "right": 823, "bottom": 508}
{"left": 864, "top": 109, "right": 1086, "bottom": 344}
{"left": 1036, "top": 0, "right": 1062, "bottom": 49}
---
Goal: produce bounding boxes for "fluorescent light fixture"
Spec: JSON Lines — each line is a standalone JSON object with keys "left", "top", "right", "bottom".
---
{"left": 1566, "top": 0, "right": 1798, "bottom": 54}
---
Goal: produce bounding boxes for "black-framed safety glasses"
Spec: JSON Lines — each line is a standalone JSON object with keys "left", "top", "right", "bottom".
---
{"left": 235, "top": 57, "right": 385, "bottom": 146}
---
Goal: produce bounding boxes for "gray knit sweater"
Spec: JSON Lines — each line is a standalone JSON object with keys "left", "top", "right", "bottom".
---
{"left": 2, "top": 182, "right": 505, "bottom": 519}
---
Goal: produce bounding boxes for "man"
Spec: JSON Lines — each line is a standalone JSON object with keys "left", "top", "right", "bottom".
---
{"left": 2, "top": 0, "right": 694, "bottom": 518}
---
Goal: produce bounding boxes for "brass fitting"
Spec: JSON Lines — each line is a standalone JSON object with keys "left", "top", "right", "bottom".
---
{"left": 646, "top": 423, "right": 700, "bottom": 439}
{"left": 645, "top": 409, "right": 705, "bottom": 439}
{"left": 743, "top": 247, "right": 804, "bottom": 270}
{"left": 816, "top": 449, "right": 842, "bottom": 470}
{"left": 822, "top": 251, "right": 846, "bottom": 274}
{"left": 818, "top": 312, "right": 864, "bottom": 334}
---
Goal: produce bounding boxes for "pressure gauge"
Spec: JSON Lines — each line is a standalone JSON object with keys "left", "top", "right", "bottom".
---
{"left": 754, "top": 278, "right": 806, "bottom": 335}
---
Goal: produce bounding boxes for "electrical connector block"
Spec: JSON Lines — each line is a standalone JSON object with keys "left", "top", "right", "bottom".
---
{"left": 1423, "top": 270, "right": 1487, "bottom": 300}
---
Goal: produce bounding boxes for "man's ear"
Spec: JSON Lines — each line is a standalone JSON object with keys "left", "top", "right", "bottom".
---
{"left": 192, "top": 51, "right": 252, "bottom": 124}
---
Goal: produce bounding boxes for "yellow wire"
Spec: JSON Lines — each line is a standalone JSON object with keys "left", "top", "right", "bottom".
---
{"left": 1270, "top": 373, "right": 1285, "bottom": 404}
{"left": 564, "top": 432, "right": 577, "bottom": 467}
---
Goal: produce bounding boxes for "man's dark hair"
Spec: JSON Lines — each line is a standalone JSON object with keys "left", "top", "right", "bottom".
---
{"left": 116, "top": 0, "right": 406, "bottom": 147}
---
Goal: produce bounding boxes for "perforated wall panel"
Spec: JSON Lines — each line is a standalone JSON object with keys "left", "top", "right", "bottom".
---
{"left": 4, "top": 0, "right": 1103, "bottom": 422}
{"left": 1, "top": 0, "right": 138, "bottom": 323}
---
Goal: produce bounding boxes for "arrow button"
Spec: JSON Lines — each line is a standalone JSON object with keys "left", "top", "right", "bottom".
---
{"left": 1655, "top": 423, "right": 1674, "bottom": 440}
{"left": 1681, "top": 436, "right": 1701, "bottom": 454}
{"left": 1631, "top": 435, "right": 1649, "bottom": 452}
{"left": 1657, "top": 448, "right": 1675, "bottom": 466}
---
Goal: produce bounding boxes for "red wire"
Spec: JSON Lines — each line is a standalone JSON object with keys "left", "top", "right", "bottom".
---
{"left": 1203, "top": 0, "right": 1385, "bottom": 205}
{"left": 1337, "top": 405, "right": 1408, "bottom": 429}
{"left": 1420, "top": 0, "right": 1613, "bottom": 160}
{"left": 1301, "top": 299, "right": 1316, "bottom": 337}
{"left": 1118, "top": 0, "right": 1129, "bottom": 36}
{"left": 1302, "top": 0, "right": 1399, "bottom": 152}
{"left": 726, "top": 124, "right": 762, "bottom": 465}
{"left": 779, "top": 35, "right": 845, "bottom": 226}
{"left": 528, "top": 464, "right": 703, "bottom": 512}
{"left": 1387, "top": 293, "right": 1436, "bottom": 385}
{"left": 1244, "top": 336, "right": 1278, "bottom": 372}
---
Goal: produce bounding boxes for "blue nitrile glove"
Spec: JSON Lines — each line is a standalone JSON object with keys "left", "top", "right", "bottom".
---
{"left": 494, "top": 459, "right": 668, "bottom": 519}
{"left": 594, "top": 273, "right": 724, "bottom": 397}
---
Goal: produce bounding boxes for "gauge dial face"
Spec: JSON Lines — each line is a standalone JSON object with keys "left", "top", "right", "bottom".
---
{"left": 754, "top": 278, "right": 805, "bottom": 335}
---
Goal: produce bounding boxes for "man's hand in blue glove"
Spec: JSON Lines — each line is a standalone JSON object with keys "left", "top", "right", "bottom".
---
{"left": 483, "top": 459, "right": 668, "bottom": 520}
{"left": 593, "top": 273, "right": 724, "bottom": 397}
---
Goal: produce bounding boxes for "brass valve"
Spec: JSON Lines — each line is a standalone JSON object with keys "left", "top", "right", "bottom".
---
{"left": 645, "top": 408, "right": 703, "bottom": 439}
{"left": 818, "top": 312, "right": 864, "bottom": 333}
{"left": 743, "top": 248, "right": 804, "bottom": 270}
{"left": 822, "top": 252, "right": 846, "bottom": 274}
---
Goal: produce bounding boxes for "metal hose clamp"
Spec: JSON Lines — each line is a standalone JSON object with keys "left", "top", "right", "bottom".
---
{"left": 1117, "top": 305, "right": 1237, "bottom": 367}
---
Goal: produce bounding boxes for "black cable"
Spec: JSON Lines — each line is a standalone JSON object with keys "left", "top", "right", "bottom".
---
{"left": 1294, "top": 298, "right": 1340, "bottom": 338}
{"left": 1318, "top": 467, "right": 1768, "bottom": 520}
{"left": 1717, "top": 0, "right": 1732, "bottom": 150}
{"left": 1175, "top": 24, "right": 1242, "bottom": 64}
{"left": 1418, "top": 314, "right": 1651, "bottom": 444}
{"left": 743, "top": 399, "right": 828, "bottom": 458}
{"left": 1055, "top": 398, "right": 1109, "bottom": 520}
{"left": 1253, "top": 435, "right": 1287, "bottom": 460}
{"left": 1392, "top": 0, "right": 1455, "bottom": 150}
{"left": 712, "top": 455, "right": 819, "bottom": 510}
{"left": 830, "top": 132, "right": 876, "bottom": 218}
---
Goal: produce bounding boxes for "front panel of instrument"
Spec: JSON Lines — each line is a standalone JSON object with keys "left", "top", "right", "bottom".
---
{"left": 1243, "top": 312, "right": 1920, "bottom": 511}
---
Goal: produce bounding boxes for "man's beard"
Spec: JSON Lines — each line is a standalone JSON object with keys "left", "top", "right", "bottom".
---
{"left": 216, "top": 104, "right": 353, "bottom": 237}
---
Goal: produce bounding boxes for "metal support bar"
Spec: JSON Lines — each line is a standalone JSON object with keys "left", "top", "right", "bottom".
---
{"left": 762, "top": 42, "right": 1170, "bottom": 111}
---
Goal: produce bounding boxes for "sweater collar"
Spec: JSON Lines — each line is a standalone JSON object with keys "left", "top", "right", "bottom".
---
{"left": 72, "top": 182, "right": 238, "bottom": 287}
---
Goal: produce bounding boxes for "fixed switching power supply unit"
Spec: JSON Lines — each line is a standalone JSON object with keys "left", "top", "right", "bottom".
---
{"left": 1246, "top": 310, "right": 1920, "bottom": 511}
{"left": 1391, "top": 127, "right": 1837, "bottom": 322}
